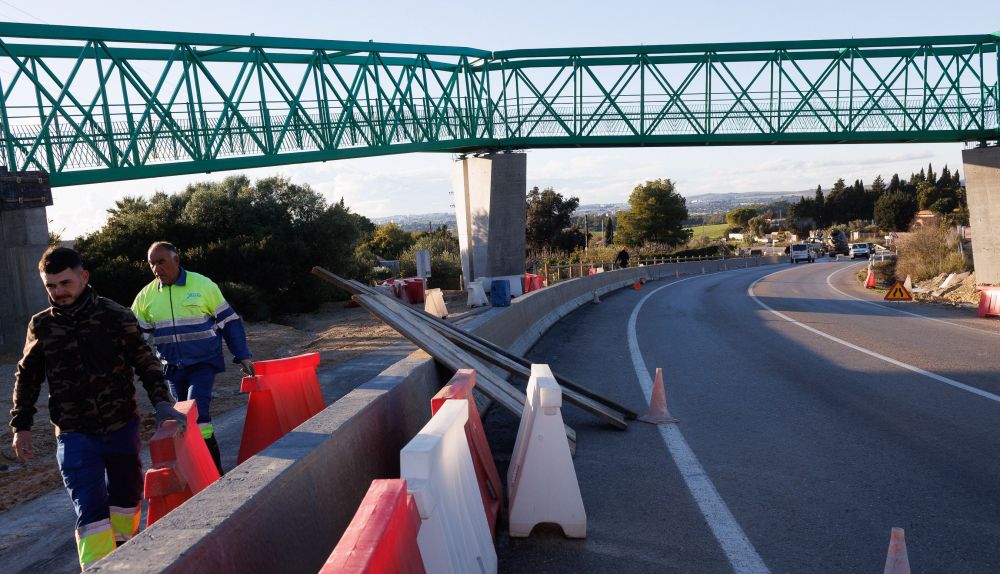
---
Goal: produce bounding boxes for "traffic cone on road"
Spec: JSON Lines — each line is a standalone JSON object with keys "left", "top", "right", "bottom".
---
{"left": 883, "top": 527, "right": 911, "bottom": 574}
{"left": 639, "top": 368, "right": 679, "bottom": 424}
{"left": 633, "top": 280, "right": 642, "bottom": 290}
{"left": 865, "top": 269, "right": 876, "bottom": 289}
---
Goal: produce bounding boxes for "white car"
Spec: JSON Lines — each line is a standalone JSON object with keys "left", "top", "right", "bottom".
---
{"left": 849, "top": 242, "right": 875, "bottom": 259}
{"left": 789, "top": 243, "right": 815, "bottom": 264}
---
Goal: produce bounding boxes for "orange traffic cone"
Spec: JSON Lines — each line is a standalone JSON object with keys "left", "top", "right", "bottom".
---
{"left": 865, "top": 269, "right": 876, "bottom": 289}
{"left": 639, "top": 368, "right": 679, "bottom": 424}
{"left": 883, "top": 527, "right": 911, "bottom": 574}
{"left": 633, "top": 280, "right": 642, "bottom": 290}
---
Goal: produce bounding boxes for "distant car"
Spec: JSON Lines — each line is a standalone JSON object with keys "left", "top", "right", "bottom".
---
{"left": 849, "top": 243, "right": 875, "bottom": 259}
{"left": 749, "top": 248, "right": 764, "bottom": 257}
{"left": 789, "top": 243, "right": 815, "bottom": 264}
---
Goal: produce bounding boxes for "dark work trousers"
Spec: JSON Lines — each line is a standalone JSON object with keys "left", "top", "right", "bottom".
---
{"left": 57, "top": 416, "right": 143, "bottom": 529}
{"left": 164, "top": 362, "right": 218, "bottom": 435}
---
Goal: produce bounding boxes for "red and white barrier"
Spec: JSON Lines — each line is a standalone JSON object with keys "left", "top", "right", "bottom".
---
{"left": 401, "top": 399, "right": 496, "bottom": 573}
{"left": 431, "top": 369, "right": 503, "bottom": 539}
{"left": 508, "top": 364, "right": 587, "bottom": 538}
{"left": 319, "top": 479, "right": 424, "bottom": 574}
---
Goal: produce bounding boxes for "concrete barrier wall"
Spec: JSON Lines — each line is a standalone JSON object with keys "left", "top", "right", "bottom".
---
{"left": 96, "top": 256, "right": 779, "bottom": 572}
{"left": 96, "top": 354, "right": 443, "bottom": 574}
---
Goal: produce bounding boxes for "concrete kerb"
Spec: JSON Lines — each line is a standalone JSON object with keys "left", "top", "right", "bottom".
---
{"left": 92, "top": 256, "right": 777, "bottom": 573}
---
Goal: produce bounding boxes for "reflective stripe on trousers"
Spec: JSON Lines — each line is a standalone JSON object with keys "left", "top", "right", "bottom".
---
{"left": 109, "top": 504, "right": 140, "bottom": 543}
{"left": 76, "top": 518, "right": 116, "bottom": 568}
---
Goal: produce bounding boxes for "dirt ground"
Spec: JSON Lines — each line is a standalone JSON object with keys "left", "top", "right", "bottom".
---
{"left": 0, "top": 290, "right": 473, "bottom": 514}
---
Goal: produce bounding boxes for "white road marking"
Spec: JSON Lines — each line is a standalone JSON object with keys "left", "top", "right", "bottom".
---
{"left": 750, "top": 268, "right": 1000, "bottom": 404}
{"left": 824, "top": 264, "right": 1000, "bottom": 337}
{"left": 628, "top": 278, "right": 771, "bottom": 574}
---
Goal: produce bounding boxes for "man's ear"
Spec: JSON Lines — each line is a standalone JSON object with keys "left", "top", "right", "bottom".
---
{"left": 81, "top": 269, "right": 90, "bottom": 284}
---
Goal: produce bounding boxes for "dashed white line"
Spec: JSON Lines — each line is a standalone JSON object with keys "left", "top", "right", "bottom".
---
{"left": 749, "top": 268, "right": 1000, "bottom": 404}
{"left": 628, "top": 277, "right": 771, "bottom": 574}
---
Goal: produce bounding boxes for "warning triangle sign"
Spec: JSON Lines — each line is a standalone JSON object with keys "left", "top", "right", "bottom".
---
{"left": 884, "top": 280, "right": 913, "bottom": 301}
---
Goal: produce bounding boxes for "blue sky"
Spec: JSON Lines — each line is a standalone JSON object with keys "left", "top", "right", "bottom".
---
{"left": 3, "top": 0, "right": 998, "bottom": 238}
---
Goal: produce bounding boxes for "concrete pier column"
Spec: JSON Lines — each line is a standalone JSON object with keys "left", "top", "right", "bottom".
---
{"left": 0, "top": 207, "right": 49, "bottom": 355}
{"left": 963, "top": 146, "right": 1000, "bottom": 285}
{"left": 451, "top": 152, "right": 526, "bottom": 285}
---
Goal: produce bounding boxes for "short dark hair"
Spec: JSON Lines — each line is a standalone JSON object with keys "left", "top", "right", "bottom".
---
{"left": 38, "top": 246, "right": 85, "bottom": 274}
{"left": 148, "top": 241, "right": 178, "bottom": 256}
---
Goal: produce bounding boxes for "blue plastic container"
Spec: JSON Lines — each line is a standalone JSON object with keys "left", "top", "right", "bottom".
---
{"left": 490, "top": 279, "right": 511, "bottom": 307}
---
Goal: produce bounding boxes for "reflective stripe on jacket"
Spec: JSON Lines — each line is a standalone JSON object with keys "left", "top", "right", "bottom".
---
{"left": 131, "top": 269, "right": 251, "bottom": 371}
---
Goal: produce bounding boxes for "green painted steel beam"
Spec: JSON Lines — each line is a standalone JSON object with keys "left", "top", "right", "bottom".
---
{"left": 0, "top": 22, "right": 997, "bottom": 187}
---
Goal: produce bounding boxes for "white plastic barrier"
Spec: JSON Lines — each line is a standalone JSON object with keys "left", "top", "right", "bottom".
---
{"left": 467, "top": 282, "right": 488, "bottom": 307}
{"left": 401, "top": 399, "right": 497, "bottom": 573}
{"left": 424, "top": 288, "right": 449, "bottom": 318}
{"left": 508, "top": 364, "right": 587, "bottom": 538}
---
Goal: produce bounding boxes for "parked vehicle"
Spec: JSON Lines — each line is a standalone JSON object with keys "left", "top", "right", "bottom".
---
{"left": 849, "top": 242, "right": 875, "bottom": 259}
{"left": 789, "top": 243, "right": 815, "bottom": 264}
{"left": 827, "top": 230, "right": 849, "bottom": 256}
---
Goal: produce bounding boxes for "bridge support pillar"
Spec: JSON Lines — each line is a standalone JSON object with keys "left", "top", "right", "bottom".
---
{"left": 963, "top": 146, "right": 1000, "bottom": 285}
{"left": 451, "top": 152, "right": 526, "bottom": 285}
{"left": 0, "top": 168, "right": 52, "bottom": 356}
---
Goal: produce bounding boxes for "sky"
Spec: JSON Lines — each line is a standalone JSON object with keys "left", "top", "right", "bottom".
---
{"left": 3, "top": 0, "right": 998, "bottom": 238}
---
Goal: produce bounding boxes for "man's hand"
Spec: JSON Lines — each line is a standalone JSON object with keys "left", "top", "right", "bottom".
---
{"left": 13, "top": 431, "right": 33, "bottom": 462}
{"left": 154, "top": 402, "right": 187, "bottom": 433}
{"left": 240, "top": 359, "right": 255, "bottom": 377}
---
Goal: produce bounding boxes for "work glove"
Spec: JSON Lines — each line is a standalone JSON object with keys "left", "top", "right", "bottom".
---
{"left": 240, "top": 359, "right": 255, "bottom": 377}
{"left": 12, "top": 431, "right": 33, "bottom": 462}
{"left": 154, "top": 402, "right": 187, "bottom": 433}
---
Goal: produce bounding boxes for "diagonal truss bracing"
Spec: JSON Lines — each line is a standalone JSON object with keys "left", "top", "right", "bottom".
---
{"left": 0, "top": 22, "right": 996, "bottom": 186}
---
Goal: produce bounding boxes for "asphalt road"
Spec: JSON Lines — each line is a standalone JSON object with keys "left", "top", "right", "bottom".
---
{"left": 492, "top": 258, "right": 1000, "bottom": 573}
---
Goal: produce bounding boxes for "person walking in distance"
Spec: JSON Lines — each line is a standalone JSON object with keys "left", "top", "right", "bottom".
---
{"left": 614, "top": 245, "right": 630, "bottom": 269}
{"left": 10, "top": 247, "right": 186, "bottom": 569}
{"left": 131, "top": 241, "right": 254, "bottom": 475}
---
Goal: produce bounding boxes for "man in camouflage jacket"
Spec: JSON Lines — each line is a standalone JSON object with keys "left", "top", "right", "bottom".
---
{"left": 9, "top": 247, "right": 186, "bottom": 570}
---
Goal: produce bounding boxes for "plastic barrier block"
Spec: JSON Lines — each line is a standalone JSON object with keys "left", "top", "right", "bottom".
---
{"left": 402, "top": 278, "right": 426, "bottom": 304}
{"left": 431, "top": 369, "right": 503, "bottom": 539}
{"left": 424, "top": 288, "right": 448, "bottom": 318}
{"left": 490, "top": 279, "right": 510, "bottom": 307}
{"left": 401, "top": 400, "right": 496, "bottom": 574}
{"left": 977, "top": 285, "right": 1000, "bottom": 318}
{"left": 508, "top": 364, "right": 587, "bottom": 538}
{"left": 143, "top": 401, "right": 220, "bottom": 526}
{"left": 319, "top": 479, "right": 424, "bottom": 574}
{"left": 467, "top": 282, "right": 488, "bottom": 307}
{"left": 237, "top": 353, "right": 323, "bottom": 464}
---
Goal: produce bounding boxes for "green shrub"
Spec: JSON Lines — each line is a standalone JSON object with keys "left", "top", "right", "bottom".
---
{"left": 895, "top": 222, "right": 970, "bottom": 282}
{"left": 218, "top": 282, "right": 271, "bottom": 322}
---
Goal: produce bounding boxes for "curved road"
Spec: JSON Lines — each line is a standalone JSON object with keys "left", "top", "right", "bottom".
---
{"left": 495, "top": 259, "right": 1000, "bottom": 573}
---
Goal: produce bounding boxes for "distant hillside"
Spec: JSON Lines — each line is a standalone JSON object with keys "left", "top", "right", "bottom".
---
{"left": 370, "top": 190, "right": 813, "bottom": 229}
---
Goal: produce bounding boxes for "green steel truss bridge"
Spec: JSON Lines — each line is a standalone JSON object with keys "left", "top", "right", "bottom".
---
{"left": 0, "top": 22, "right": 997, "bottom": 186}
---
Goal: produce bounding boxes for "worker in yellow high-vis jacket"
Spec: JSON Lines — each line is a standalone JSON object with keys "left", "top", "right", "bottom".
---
{"left": 131, "top": 241, "right": 254, "bottom": 475}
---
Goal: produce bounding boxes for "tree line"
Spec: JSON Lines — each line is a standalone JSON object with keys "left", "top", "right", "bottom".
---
{"left": 788, "top": 164, "right": 965, "bottom": 234}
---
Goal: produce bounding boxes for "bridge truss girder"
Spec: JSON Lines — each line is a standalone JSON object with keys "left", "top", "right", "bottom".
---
{"left": 0, "top": 23, "right": 996, "bottom": 186}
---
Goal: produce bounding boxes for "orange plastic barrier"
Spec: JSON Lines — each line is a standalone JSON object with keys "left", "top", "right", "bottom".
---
{"left": 430, "top": 369, "right": 502, "bottom": 539}
{"left": 319, "top": 479, "right": 424, "bottom": 574}
{"left": 977, "top": 285, "right": 1000, "bottom": 318}
{"left": 523, "top": 274, "right": 543, "bottom": 293}
{"left": 402, "top": 278, "right": 426, "bottom": 304}
{"left": 143, "top": 400, "right": 220, "bottom": 526}
{"left": 237, "top": 352, "right": 324, "bottom": 463}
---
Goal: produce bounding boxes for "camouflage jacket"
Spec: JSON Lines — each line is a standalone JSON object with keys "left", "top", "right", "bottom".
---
{"left": 10, "top": 286, "right": 172, "bottom": 435}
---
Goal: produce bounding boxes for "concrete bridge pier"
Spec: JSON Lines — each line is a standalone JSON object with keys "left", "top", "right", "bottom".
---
{"left": 0, "top": 169, "right": 51, "bottom": 356}
{"left": 451, "top": 152, "right": 526, "bottom": 285}
{"left": 963, "top": 146, "right": 1000, "bottom": 285}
